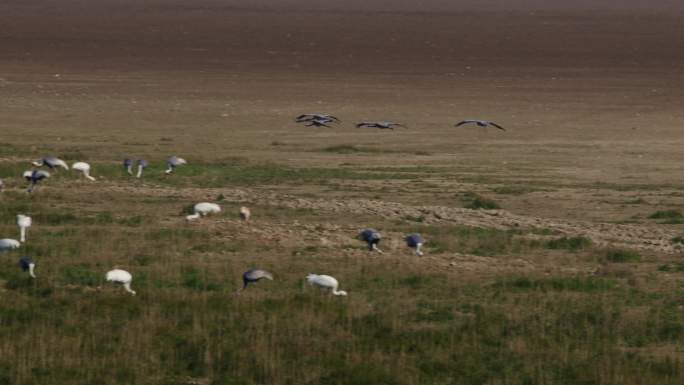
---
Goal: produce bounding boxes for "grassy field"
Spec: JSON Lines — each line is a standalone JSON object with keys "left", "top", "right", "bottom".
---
{"left": 1, "top": 143, "right": 684, "bottom": 385}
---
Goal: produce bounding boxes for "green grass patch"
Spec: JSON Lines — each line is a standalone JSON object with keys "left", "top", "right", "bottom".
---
{"left": 402, "top": 214, "right": 426, "bottom": 222}
{"left": 648, "top": 210, "right": 683, "bottom": 219}
{"left": 658, "top": 263, "right": 684, "bottom": 272}
{"left": 492, "top": 185, "right": 538, "bottom": 195}
{"left": 660, "top": 218, "right": 684, "bottom": 224}
{"left": 320, "top": 144, "right": 369, "bottom": 154}
{"left": 414, "top": 225, "right": 541, "bottom": 256}
{"left": 625, "top": 198, "right": 648, "bottom": 204}
{"left": 180, "top": 267, "right": 223, "bottom": 292}
{"left": 494, "top": 276, "right": 617, "bottom": 293}
{"left": 603, "top": 248, "right": 641, "bottom": 263}
{"left": 546, "top": 236, "right": 592, "bottom": 251}
{"left": 59, "top": 264, "right": 101, "bottom": 286}
{"left": 461, "top": 192, "right": 501, "bottom": 210}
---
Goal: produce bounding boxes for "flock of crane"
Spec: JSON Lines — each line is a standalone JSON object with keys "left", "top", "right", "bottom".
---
{"left": 0, "top": 117, "right": 439, "bottom": 295}
{"left": 295, "top": 113, "right": 506, "bottom": 131}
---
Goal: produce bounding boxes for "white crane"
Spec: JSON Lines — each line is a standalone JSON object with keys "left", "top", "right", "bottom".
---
{"left": 17, "top": 214, "right": 31, "bottom": 243}
{"left": 0, "top": 239, "right": 21, "bottom": 252}
{"left": 19, "top": 257, "right": 36, "bottom": 278}
{"left": 186, "top": 202, "right": 221, "bottom": 221}
{"left": 72, "top": 162, "right": 96, "bottom": 181}
{"left": 306, "top": 274, "right": 347, "bottom": 296}
{"left": 106, "top": 269, "right": 136, "bottom": 295}
{"left": 239, "top": 206, "right": 251, "bottom": 221}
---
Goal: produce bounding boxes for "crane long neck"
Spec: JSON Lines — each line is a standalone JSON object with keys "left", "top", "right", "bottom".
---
{"left": 20, "top": 226, "right": 26, "bottom": 243}
{"left": 238, "top": 279, "right": 250, "bottom": 292}
{"left": 84, "top": 171, "right": 96, "bottom": 181}
{"left": 186, "top": 213, "right": 201, "bottom": 220}
{"left": 126, "top": 165, "right": 133, "bottom": 175}
{"left": 332, "top": 288, "right": 345, "bottom": 295}
{"left": 123, "top": 282, "right": 136, "bottom": 295}
{"left": 28, "top": 263, "right": 36, "bottom": 278}
{"left": 136, "top": 165, "right": 143, "bottom": 178}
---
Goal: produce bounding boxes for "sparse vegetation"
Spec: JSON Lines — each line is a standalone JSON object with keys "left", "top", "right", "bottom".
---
{"left": 410, "top": 225, "right": 542, "bottom": 256}
{"left": 319, "top": 145, "right": 429, "bottom": 156}
{"left": 603, "top": 248, "right": 642, "bottom": 263}
{"left": 546, "top": 236, "right": 592, "bottom": 251}
{"left": 492, "top": 185, "right": 539, "bottom": 195}
{"left": 649, "top": 210, "right": 683, "bottom": 219}
{"left": 0, "top": 165, "right": 678, "bottom": 384}
{"left": 320, "top": 144, "right": 366, "bottom": 153}
{"left": 0, "top": 145, "right": 681, "bottom": 384}
{"left": 461, "top": 192, "right": 501, "bottom": 210}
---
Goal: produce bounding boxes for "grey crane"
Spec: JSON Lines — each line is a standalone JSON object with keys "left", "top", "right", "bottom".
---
{"left": 303, "top": 119, "right": 333, "bottom": 127}
{"left": 405, "top": 234, "right": 424, "bottom": 256}
{"left": 23, "top": 170, "right": 50, "bottom": 193}
{"left": 32, "top": 156, "right": 69, "bottom": 170}
{"left": 238, "top": 269, "right": 273, "bottom": 293}
{"left": 123, "top": 158, "right": 133, "bottom": 175}
{"left": 455, "top": 120, "right": 505, "bottom": 131}
{"left": 356, "top": 121, "right": 405, "bottom": 129}
{"left": 165, "top": 156, "right": 187, "bottom": 174}
{"left": 295, "top": 114, "right": 340, "bottom": 123}
{"left": 136, "top": 159, "right": 148, "bottom": 178}
{"left": 19, "top": 257, "right": 36, "bottom": 278}
{"left": 358, "top": 229, "right": 383, "bottom": 253}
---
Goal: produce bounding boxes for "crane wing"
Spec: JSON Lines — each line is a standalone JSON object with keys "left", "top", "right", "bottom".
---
{"left": 455, "top": 120, "right": 476, "bottom": 127}
{"left": 489, "top": 122, "right": 506, "bottom": 131}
